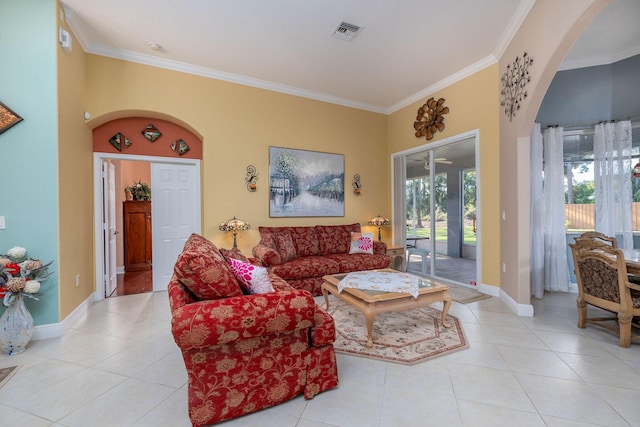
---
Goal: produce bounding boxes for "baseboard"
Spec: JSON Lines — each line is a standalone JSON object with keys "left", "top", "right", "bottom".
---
{"left": 32, "top": 292, "right": 96, "bottom": 341}
{"left": 477, "top": 282, "right": 500, "bottom": 297}
{"left": 499, "top": 288, "right": 534, "bottom": 317}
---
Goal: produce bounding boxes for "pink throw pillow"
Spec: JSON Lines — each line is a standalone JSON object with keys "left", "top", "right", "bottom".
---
{"left": 228, "top": 258, "right": 275, "bottom": 294}
{"left": 349, "top": 232, "right": 374, "bottom": 254}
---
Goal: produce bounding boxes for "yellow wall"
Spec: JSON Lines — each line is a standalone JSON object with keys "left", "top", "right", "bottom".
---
{"left": 387, "top": 65, "right": 501, "bottom": 288}
{"left": 57, "top": 3, "right": 94, "bottom": 319}
{"left": 84, "top": 55, "right": 390, "bottom": 254}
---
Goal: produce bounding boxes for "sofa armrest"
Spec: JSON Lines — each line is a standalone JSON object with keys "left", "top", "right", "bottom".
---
{"left": 373, "top": 240, "right": 387, "bottom": 255}
{"left": 252, "top": 243, "right": 282, "bottom": 266}
{"left": 311, "top": 306, "right": 336, "bottom": 346}
{"left": 171, "top": 289, "right": 316, "bottom": 351}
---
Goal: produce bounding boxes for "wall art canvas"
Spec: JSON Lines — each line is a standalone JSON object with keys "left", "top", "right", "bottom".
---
{"left": 269, "top": 147, "right": 344, "bottom": 217}
{"left": 0, "top": 101, "right": 23, "bottom": 135}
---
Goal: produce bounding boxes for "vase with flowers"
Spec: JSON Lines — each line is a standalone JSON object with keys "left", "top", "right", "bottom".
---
{"left": 125, "top": 181, "right": 151, "bottom": 201}
{"left": 0, "top": 246, "right": 53, "bottom": 355}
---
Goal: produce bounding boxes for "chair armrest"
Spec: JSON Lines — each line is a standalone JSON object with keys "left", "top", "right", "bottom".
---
{"left": 252, "top": 243, "right": 282, "bottom": 266}
{"left": 171, "top": 289, "right": 315, "bottom": 351}
{"left": 373, "top": 240, "right": 387, "bottom": 255}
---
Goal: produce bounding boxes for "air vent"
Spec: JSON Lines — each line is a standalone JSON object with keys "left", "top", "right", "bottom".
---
{"left": 332, "top": 22, "right": 361, "bottom": 41}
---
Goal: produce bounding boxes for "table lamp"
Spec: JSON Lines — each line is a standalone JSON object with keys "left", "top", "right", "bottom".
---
{"left": 368, "top": 214, "right": 390, "bottom": 241}
{"left": 219, "top": 216, "right": 250, "bottom": 248}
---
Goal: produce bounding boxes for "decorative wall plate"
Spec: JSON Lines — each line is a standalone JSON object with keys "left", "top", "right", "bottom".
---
{"left": 414, "top": 97, "right": 449, "bottom": 140}
{"left": 108, "top": 133, "right": 131, "bottom": 151}
{"left": 142, "top": 124, "right": 161, "bottom": 142}
{"left": 171, "top": 139, "right": 190, "bottom": 155}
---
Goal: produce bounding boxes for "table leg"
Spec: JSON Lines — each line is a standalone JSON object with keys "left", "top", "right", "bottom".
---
{"left": 441, "top": 294, "right": 452, "bottom": 328}
{"left": 322, "top": 285, "right": 330, "bottom": 310}
{"left": 364, "top": 310, "right": 376, "bottom": 348}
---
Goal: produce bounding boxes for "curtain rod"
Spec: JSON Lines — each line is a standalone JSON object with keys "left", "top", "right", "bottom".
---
{"left": 539, "top": 113, "right": 640, "bottom": 130}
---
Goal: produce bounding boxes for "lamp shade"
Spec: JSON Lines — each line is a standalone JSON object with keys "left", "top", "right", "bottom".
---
{"left": 368, "top": 215, "right": 390, "bottom": 226}
{"left": 219, "top": 216, "right": 250, "bottom": 248}
{"left": 219, "top": 216, "right": 250, "bottom": 232}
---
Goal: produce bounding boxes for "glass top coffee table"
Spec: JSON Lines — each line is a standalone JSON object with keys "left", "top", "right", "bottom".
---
{"left": 322, "top": 269, "right": 452, "bottom": 348}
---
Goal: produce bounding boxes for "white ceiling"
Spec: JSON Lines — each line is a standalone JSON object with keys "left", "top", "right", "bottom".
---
{"left": 60, "top": 0, "right": 640, "bottom": 114}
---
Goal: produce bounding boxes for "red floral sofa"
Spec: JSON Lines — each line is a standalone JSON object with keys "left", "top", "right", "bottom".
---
{"left": 252, "top": 223, "right": 391, "bottom": 296}
{"left": 168, "top": 234, "right": 339, "bottom": 426}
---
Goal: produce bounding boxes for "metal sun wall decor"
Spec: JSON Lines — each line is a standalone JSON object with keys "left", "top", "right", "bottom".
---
{"left": 414, "top": 97, "right": 449, "bottom": 140}
{"left": 500, "top": 52, "right": 534, "bottom": 122}
{"left": 246, "top": 165, "right": 258, "bottom": 191}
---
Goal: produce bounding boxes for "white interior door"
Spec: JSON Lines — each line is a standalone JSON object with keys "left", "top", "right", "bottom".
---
{"left": 151, "top": 162, "right": 201, "bottom": 291}
{"left": 103, "top": 160, "right": 118, "bottom": 297}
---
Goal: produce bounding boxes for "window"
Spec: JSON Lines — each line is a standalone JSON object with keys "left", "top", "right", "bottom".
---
{"left": 564, "top": 124, "right": 640, "bottom": 231}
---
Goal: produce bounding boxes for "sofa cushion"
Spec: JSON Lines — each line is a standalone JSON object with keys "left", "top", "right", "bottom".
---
{"left": 252, "top": 243, "right": 282, "bottom": 266}
{"left": 315, "top": 224, "right": 349, "bottom": 255}
{"left": 228, "top": 258, "right": 275, "bottom": 294}
{"left": 219, "top": 247, "right": 249, "bottom": 263}
{"left": 274, "top": 231, "right": 298, "bottom": 262}
{"left": 324, "top": 253, "right": 391, "bottom": 273}
{"left": 173, "top": 233, "right": 243, "bottom": 300}
{"left": 269, "top": 256, "right": 340, "bottom": 280}
{"left": 349, "top": 232, "right": 374, "bottom": 254}
{"left": 259, "top": 226, "right": 320, "bottom": 257}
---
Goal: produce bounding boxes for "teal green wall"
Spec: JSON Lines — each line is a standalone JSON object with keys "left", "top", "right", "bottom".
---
{"left": 0, "top": 0, "right": 59, "bottom": 324}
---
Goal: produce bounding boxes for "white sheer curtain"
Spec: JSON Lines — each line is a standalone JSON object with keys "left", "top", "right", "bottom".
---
{"left": 530, "top": 123, "right": 544, "bottom": 298}
{"left": 594, "top": 121, "right": 633, "bottom": 250}
{"left": 543, "top": 126, "right": 569, "bottom": 292}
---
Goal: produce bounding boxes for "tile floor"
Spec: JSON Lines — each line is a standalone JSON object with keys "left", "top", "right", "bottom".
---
{"left": 0, "top": 291, "right": 638, "bottom": 426}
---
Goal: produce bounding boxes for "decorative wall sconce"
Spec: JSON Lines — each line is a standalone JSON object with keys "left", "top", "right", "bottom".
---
{"left": 246, "top": 165, "right": 258, "bottom": 192}
{"left": 352, "top": 174, "right": 361, "bottom": 196}
{"left": 368, "top": 214, "right": 390, "bottom": 241}
{"left": 219, "top": 216, "right": 251, "bottom": 248}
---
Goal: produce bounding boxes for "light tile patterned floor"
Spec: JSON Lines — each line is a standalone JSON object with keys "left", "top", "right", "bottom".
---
{"left": 0, "top": 291, "right": 638, "bottom": 426}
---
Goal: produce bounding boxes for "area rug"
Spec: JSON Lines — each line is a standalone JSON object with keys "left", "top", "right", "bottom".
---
{"left": 328, "top": 301, "right": 468, "bottom": 365}
{"left": 447, "top": 284, "right": 492, "bottom": 304}
{"left": 0, "top": 365, "right": 19, "bottom": 389}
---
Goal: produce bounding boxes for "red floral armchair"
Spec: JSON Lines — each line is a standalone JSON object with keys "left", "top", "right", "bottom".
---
{"left": 168, "top": 234, "right": 339, "bottom": 426}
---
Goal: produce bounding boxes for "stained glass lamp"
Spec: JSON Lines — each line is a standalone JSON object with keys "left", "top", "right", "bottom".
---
{"left": 368, "top": 214, "right": 390, "bottom": 241}
{"left": 219, "top": 216, "right": 250, "bottom": 248}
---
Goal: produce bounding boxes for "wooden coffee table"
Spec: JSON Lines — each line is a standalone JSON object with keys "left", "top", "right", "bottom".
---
{"left": 322, "top": 269, "right": 452, "bottom": 348}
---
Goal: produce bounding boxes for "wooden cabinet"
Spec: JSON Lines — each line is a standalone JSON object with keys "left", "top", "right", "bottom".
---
{"left": 123, "top": 201, "right": 152, "bottom": 271}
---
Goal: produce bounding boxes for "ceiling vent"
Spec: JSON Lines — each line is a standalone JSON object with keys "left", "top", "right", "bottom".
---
{"left": 332, "top": 22, "right": 361, "bottom": 41}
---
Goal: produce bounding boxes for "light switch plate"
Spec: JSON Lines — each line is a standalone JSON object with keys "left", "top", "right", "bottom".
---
{"left": 0, "top": 216, "right": 5, "bottom": 229}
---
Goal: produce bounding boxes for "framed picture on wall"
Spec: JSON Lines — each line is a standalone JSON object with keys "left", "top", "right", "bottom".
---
{"left": 0, "top": 101, "right": 23, "bottom": 135}
{"left": 269, "top": 146, "right": 344, "bottom": 217}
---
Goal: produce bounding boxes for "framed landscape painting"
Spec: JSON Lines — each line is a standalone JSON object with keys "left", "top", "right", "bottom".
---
{"left": 0, "top": 101, "right": 23, "bottom": 135}
{"left": 269, "top": 147, "right": 344, "bottom": 217}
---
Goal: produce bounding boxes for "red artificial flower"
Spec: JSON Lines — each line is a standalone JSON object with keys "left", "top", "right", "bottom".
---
{"left": 3, "top": 263, "right": 20, "bottom": 276}
{"left": 0, "top": 286, "right": 6, "bottom": 298}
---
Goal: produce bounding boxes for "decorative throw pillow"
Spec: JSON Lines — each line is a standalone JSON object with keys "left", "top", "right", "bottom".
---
{"left": 228, "top": 257, "right": 275, "bottom": 294}
{"left": 274, "top": 231, "right": 298, "bottom": 262}
{"left": 349, "top": 232, "right": 374, "bottom": 254}
{"left": 219, "top": 247, "right": 249, "bottom": 263}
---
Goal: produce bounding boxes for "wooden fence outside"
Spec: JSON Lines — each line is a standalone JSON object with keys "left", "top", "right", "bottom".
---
{"left": 565, "top": 203, "right": 640, "bottom": 230}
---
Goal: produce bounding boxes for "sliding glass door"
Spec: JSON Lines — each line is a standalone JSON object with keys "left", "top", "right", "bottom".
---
{"left": 397, "top": 135, "right": 477, "bottom": 287}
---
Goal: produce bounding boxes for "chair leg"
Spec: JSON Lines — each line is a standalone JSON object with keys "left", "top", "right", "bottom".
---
{"left": 577, "top": 297, "right": 587, "bottom": 328}
{"left": 618, "top": 312, "right": 632, "bottom": 348}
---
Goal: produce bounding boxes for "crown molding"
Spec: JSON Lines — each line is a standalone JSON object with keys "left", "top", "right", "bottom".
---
{"left": 85, "top": 44, "right": 388, "bottom": 115}
{"left": 558, "top": 44, "right": 640, "bottom": 71}
{"left": 386, "top": 55, "right": 497, "bottom": 114}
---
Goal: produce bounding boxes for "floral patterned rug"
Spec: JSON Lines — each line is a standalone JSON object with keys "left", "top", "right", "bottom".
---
{"left": 328, "top": 301, "right": 468, "bottom": 365}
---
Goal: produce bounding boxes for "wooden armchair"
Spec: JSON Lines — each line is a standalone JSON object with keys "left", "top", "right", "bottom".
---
{"left": 569, "top": 239, "right": 640, "bottom": 347}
